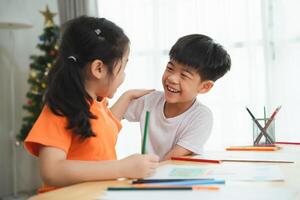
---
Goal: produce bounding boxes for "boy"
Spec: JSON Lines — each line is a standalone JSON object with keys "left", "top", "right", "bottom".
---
{"left": 112, "top": 34, "right": 231, "bottom": 160}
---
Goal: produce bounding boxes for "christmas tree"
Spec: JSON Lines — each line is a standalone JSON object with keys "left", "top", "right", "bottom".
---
{"left": 18, "top": 5, "right": 60, "bottom": 141}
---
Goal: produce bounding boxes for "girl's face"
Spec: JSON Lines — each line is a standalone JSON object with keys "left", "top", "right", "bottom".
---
{"left": 84, "top": 46, "right": 130, "bottom": 100}
{"left": 105, "top": 47, "right": 130, "bottom": 98}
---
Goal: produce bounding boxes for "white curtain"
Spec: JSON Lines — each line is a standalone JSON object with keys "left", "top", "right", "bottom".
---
{"left": 57, "top": 0, "right": 99, "bottom": 24}
{"left": 268, "top": 0, "right": 300, "bottom": 142}
{"left": 97, "top": 0, "right": 300, "bottom": 158}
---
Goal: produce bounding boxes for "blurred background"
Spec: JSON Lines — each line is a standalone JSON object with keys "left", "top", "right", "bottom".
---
{"left": 0, "top": 0, "right": 299, "bottom": 198}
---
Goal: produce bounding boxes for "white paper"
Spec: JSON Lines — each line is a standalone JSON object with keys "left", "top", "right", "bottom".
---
{"left": 194, "top": 150, "right": 298, "bottom": 163}
{"left": 145, "top": 164, "right": 284, "bottom": 181}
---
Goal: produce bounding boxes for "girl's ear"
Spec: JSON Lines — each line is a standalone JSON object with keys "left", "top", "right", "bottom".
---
{"left": 198, "top": 80, "right": 214, "bottom": 94}
{"left": 90, "top": 59, "right": 106, "bottom": 79}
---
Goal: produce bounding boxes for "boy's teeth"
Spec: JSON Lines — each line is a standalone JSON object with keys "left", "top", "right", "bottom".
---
{"left": 167, "top": 86, "right": 179, "bottom": 93}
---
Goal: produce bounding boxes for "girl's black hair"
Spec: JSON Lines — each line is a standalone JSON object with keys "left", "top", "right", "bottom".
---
{"left": 45, "top": 16, "right": 129, "bottom": 138}
{"left": 169, "top": 34, "right": 231, "bottom": 81}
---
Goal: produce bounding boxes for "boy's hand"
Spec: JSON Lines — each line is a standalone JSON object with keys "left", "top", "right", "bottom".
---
{"left": 119, "top": 154, "right": 159, "bottom": 178}
{"left": 125, "top": 89, "right": 155, "bottom": 100}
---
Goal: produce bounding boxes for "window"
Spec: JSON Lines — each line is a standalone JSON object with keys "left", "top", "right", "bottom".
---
{"left": 98, "top": 0, "right": 300, "bottom": 158}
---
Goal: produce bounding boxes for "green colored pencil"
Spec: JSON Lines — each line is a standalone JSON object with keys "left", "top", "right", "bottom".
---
{"left": 142, "top": 111, "right": 150, "bottom": 154}
{"left": 264, "top": 106, "right": 267, "bottom": 126}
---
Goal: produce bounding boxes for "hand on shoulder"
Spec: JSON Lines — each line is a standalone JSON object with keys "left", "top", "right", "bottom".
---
{"left": 124, "top": 89, "right": 155, "bottom": 101}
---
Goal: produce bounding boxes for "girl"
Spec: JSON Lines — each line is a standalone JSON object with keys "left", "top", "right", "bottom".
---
{"left": 25, "top": 16, "right": 158, "bottom": 193}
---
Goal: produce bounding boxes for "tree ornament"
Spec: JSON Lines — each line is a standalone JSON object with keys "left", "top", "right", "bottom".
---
{"left": 40, "top": 5, "right": 56, "bottom": 27}
{"left": 39, "top": 35, "right": 45, "bottom": 41}
{"left": 30, "top": 71, "right": 37, "bottom": 78}
{"left": 49, "top": 50, "right": 55, "bottom": 56}
{"left": 41, "top": 83, "right": 47, "bottom": 89}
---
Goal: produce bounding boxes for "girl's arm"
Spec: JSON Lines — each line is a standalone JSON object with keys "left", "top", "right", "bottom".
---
{"left": 110, "top": 89, "right": 154, "bottom": 120}
{"left": 39, "top": 147, "right": 159, "bottom": 187}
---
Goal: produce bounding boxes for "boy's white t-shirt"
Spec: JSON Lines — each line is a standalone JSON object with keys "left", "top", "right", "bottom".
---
{"left": 124, "top": 91, "right": 213, "bottom": 159}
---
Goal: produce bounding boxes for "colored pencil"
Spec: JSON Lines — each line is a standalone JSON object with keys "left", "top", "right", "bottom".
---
{"left": 246, "top": 107, "right": 274, "bottom": 144}
{"left": 226, "top": 146, "right": 279, "bottom": 151}
{"left": 132, "top": 178, "right": 214, "bottom": 184}
{"left": 133, "top": 184, "right": 220, "bottom": 190}
{"left": 107, "top": 186, "right": 219, "bottom": 191}
{"left": 141, "top": 111, "right": 150, "bottom": 154}
{"left": 275, "top": 142, "right": 300, "bottom": 145}
{"left": 138, "top": 179, "right": 225, "bottom": 186}
{"left": 264, "top": 106, "right": 267, "bottom": 126}
{"left": 221, "top": 159, "right": 293, "bottom": 163}
{"left": 171, "top": 157, "right": 221, "bottom": 164}
{"left": 254, "top": 106, "right": 281, "bottom": 144}
{"left": 107, "top": 187, "right": 193, "bottom": 191}
{"left": 236, "top": 144, "right": 279, "bottom": 148}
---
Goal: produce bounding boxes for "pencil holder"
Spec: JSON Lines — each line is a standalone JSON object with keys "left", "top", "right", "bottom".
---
{"left": 252, "top": 118, "right": 275, "bottom": 145}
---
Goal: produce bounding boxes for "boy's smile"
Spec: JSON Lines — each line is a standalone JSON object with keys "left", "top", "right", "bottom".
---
{"left": 166, "top": 85, "right": 180, "bottom": 93}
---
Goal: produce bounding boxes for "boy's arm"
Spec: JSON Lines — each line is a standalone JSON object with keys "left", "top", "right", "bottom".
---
{"left": 110, "top": 89, "right": 154, "bottom": 120}
{"left": 161, "top": 144, "right": 193, "bottom": 161}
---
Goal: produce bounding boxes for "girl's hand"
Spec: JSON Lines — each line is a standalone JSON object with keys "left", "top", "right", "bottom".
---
{"left": 110, "top": 89, "right": 154, "bottom": 120}
{"left": 125, "top": 89, "right": 155, "bottom": 100}
{"left": 119, "top": 154, "right": 159, "bottom": 178}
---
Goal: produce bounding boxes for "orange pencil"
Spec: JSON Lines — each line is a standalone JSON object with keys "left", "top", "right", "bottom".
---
{"left": 226, "top": 146, "right": 279, "bottom": 151}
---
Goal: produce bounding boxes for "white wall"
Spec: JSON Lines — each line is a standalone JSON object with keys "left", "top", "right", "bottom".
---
{"left": 0, "top": 0, "right": 59, "bottom": 197}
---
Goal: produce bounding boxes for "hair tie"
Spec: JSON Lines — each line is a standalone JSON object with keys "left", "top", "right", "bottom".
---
{"left": 95, "top": 29, "right": 101, "bottom": 35}
{"left": 68, "top": 56, "right": 77, "bottom": 62}
{"left": 95, "top": 28, "right": 105, "bottom": 40}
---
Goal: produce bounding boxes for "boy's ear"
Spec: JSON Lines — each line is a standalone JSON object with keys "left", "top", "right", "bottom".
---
{"left": 198, "top": 80, "right": 214, "bottom": 94}
{"left": 90, "top": 59, "right": 106, "bottom": 79}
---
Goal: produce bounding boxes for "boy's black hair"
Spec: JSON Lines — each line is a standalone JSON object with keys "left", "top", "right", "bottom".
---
{"left": 169, "top": 34, "right": 231, "bottom": 81}
{"left": 45, "top": 16, "right": 129, "bottom": 138}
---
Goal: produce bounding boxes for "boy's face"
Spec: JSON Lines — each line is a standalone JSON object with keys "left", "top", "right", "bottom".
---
{"left": 161, "top": 60, "right": 213, "bottom": 105}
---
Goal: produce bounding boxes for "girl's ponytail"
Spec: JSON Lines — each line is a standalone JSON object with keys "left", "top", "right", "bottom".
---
{"left": 46, "top": 54, "right": 96, "bottom": 138}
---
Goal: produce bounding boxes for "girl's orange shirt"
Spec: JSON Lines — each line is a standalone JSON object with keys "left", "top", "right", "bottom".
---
{"left": 24, "top": 98, "right": 122, "bottom": 193}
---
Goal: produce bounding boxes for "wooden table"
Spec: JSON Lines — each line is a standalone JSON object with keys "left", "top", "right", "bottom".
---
{"left": 28, "top": 144, "right": 300, "bottom": 200}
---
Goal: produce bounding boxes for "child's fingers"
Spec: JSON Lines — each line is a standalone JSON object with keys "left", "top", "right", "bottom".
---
{"left": 147, "top": 154, "right": 159, "bottom": 162}
{"left": 146, "top": 89, "right": 155, "bottom": 92}
{"left": 149, "top": 162, "right": 159, "bottom": 169}
{"left": 140, "top": 89, "right": 155, "bottom": 95}
{"left": 142, "top": 89, "right": 155, "bottom": 93}
{"left": 144, "top": 169, "right": 156, "bottom": 177}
